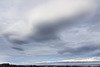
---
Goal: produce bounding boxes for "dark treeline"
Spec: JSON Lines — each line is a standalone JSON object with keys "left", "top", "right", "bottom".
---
{"left": 0, "top": 63, "right": 100, "bottom": 67}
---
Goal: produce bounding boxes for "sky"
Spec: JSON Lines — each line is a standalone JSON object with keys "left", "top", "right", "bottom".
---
{"left": 0, "top": 0, "right": 100, "bottom": 65}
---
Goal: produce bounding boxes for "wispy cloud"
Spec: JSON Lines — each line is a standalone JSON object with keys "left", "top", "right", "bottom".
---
{"left": 36, "top": 57, "right": 100, "bottom": 64}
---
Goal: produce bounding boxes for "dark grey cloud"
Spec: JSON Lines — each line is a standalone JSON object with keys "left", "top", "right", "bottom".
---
{"left": 12, "top": 47, "right": 24, "bottom": 51}
{"left": 3, "top": 13, "right": 98, "bottom": 53}
{"left": 58, "top": 42, "right": 100, "bottom": 56}
{"left": 4, "top": 13, "right": 90, "bottom": 46}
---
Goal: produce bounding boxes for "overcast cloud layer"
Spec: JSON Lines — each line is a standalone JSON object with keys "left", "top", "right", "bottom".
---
{"left": 0, "top": 0, "right": 100, "bottom": 64}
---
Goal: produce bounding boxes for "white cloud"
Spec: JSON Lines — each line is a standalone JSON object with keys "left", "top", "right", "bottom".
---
{"left": 36, "top": 57, "right": 100, "bottom": 64}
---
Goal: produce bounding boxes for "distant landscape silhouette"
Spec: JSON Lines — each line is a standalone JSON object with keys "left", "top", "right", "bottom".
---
{"left": 0, "top": 63, "right": 100, "bottom": 67}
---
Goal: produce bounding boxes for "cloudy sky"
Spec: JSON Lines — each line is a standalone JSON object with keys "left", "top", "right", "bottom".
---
{"left": 0, "top": 0, "right": 100, "bottom": 65}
